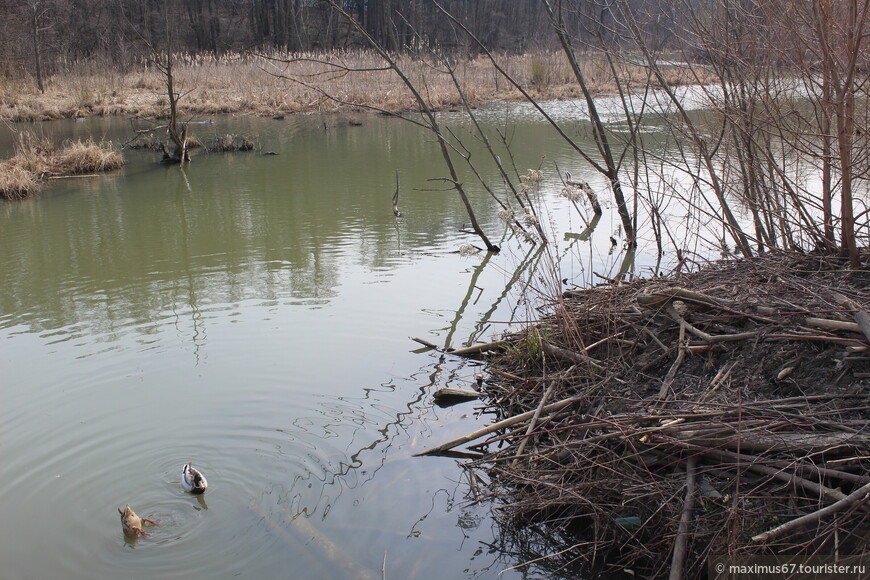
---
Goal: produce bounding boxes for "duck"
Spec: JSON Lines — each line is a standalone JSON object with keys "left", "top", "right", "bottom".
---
{"left": 118, "top": 504, "right": 155, "bottom": 537}
{"left": 182, "top": 463, "right": 208, "bottom": 494}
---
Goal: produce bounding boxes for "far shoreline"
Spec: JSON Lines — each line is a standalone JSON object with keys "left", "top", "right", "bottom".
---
{"left": 0, "top": 50, "right": 698, "bottom": 124}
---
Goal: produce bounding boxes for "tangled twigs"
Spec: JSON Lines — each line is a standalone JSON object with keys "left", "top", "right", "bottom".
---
{"left": 752, "top": 480, "right": 870, "bottom": 543}
{"left": 669, "top": 457, "right": 697, "bottom": 580}
{"left": 677, "top": 441, "right": 870, "bottom": 487}
{"left": 830, "top": 290, "right": 870, "bottom": 344}
{"left": 658, "top": 319, "right": 686, "bottom": 399}
{"left": 541, "top": 341, "right": 604, "bottom": 370}
{"left": 436, "top": 251, "right": 870, "bottom": 577}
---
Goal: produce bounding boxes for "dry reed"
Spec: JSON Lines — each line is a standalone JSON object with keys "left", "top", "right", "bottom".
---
{"left": 0, "top": 164, "right": 38, "bottom": 199}
{"left": 52, "top": 139, "right": 125, "bottom": 174}
{"left": 0, "top": 50, "right": 709, "bottom": 123}
{"left": 0, "top": 137, "right": 123, "bottom": 199}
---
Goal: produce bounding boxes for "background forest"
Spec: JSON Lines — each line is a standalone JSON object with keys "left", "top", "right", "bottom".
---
{"left": 0, "top": 0, "right": 676, "bottom": 78}
{"left": 1, "top": 1, "right": 553, "bottom": 74}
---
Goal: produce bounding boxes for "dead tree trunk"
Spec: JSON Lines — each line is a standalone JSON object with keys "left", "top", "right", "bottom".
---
{"left": 156, "top": 5, "right": 189, "bottom": 164}
{"left": 30, "top": 3, "right": 45, "bottom": 93}
{"left": 165, "top": 56, "right": 189, "bottom": 162}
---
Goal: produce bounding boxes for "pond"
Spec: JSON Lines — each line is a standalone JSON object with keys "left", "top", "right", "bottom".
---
{"left": 0, "top": 106, "right": 665, "bottom": 579}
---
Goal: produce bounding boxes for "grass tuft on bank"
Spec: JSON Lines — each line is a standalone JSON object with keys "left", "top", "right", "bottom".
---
{"left": 0, "top": 137, "right": 124, "bottom": 200}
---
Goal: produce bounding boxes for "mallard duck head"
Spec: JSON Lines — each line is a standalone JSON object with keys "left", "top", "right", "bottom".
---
{"left": 182, "top": 463, "right": 208, "bottom": 494}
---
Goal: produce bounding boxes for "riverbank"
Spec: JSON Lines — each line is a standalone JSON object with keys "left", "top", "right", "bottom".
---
{"left": 419, "top": 250, "right": 870, "bottom": 578}
{"left": 0, "top": 50, "right": 702, "bottom": 123}
{"left": 0, "top": 49, "right": 703, "bottom": 199}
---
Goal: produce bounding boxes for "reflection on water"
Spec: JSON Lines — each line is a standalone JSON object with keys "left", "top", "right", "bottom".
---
{"left": 0, "top": 110, "right": 647, "bottom": 579}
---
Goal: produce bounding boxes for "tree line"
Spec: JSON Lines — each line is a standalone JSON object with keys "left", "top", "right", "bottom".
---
{"left": 0, "top": 0, "right": 578, "bottom": 80}
{"left": 3, "top": 0, "right": 867, "bottom": 268}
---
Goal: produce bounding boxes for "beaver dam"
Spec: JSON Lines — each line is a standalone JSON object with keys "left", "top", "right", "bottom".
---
{"left": 416, "top": 251, "right": 870, "bottom": 578}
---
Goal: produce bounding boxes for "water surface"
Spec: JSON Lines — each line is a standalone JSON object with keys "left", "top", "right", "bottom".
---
{"left": 0, "top": 109, "right": 652, "bottom": 579}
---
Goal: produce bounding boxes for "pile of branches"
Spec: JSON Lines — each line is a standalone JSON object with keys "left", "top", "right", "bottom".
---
{"left": 418, "top": 251, "right": 870, "bottom": 578}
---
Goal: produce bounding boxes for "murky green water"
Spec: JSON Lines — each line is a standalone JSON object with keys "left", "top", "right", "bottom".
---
{"left": 0, "top": 107, "right": 661, "bottom": 579}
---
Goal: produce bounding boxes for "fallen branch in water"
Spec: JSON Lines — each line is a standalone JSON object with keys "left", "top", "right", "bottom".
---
{"left": 433, "top": 387, "right": 481, "bottom": 403}
{"left": 413, "top": 394, "right": 585, "bottom": 456}
{"left": 47, "top": 173, "right": 102, "bottom": 179}
{"left": 249, "top": 504, "right": 373, "bottom": 580}
{"left": 410, "top": 336, "right": 439, "bottom": 350}
{"left": 448, "top": 339, "right": 509, "bottom": 356}
{"left": 391, "top": 171, "right": 401, "bottom": 217}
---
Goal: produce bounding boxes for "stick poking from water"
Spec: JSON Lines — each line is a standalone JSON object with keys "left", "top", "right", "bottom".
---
{"left": 392, "top": 171, "right": 401, "bottom": 217}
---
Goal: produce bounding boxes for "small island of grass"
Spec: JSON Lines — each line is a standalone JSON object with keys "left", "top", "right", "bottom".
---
{"left": 0, "top": 138, "right": 123, "bottom": 200}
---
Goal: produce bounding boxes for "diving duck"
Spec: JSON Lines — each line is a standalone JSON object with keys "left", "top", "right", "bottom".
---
{"left": 118, "top": 504, "right": 155, "bottom": 537}
{"left": 182, "top": 463, "right": 208, "bottom": 494}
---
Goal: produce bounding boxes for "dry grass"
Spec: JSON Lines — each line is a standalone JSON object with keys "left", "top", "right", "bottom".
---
{"left": 0, "top": 136, "right": 123, "bottom": 199}
{"left": 0, "top": 164, "right": 39, "bottom": 199}
{"left": 0, "top": 50, "right": 709, "bottom": 123}
{"left": 53, "top": 139, "right": 125, "bottom": 174}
